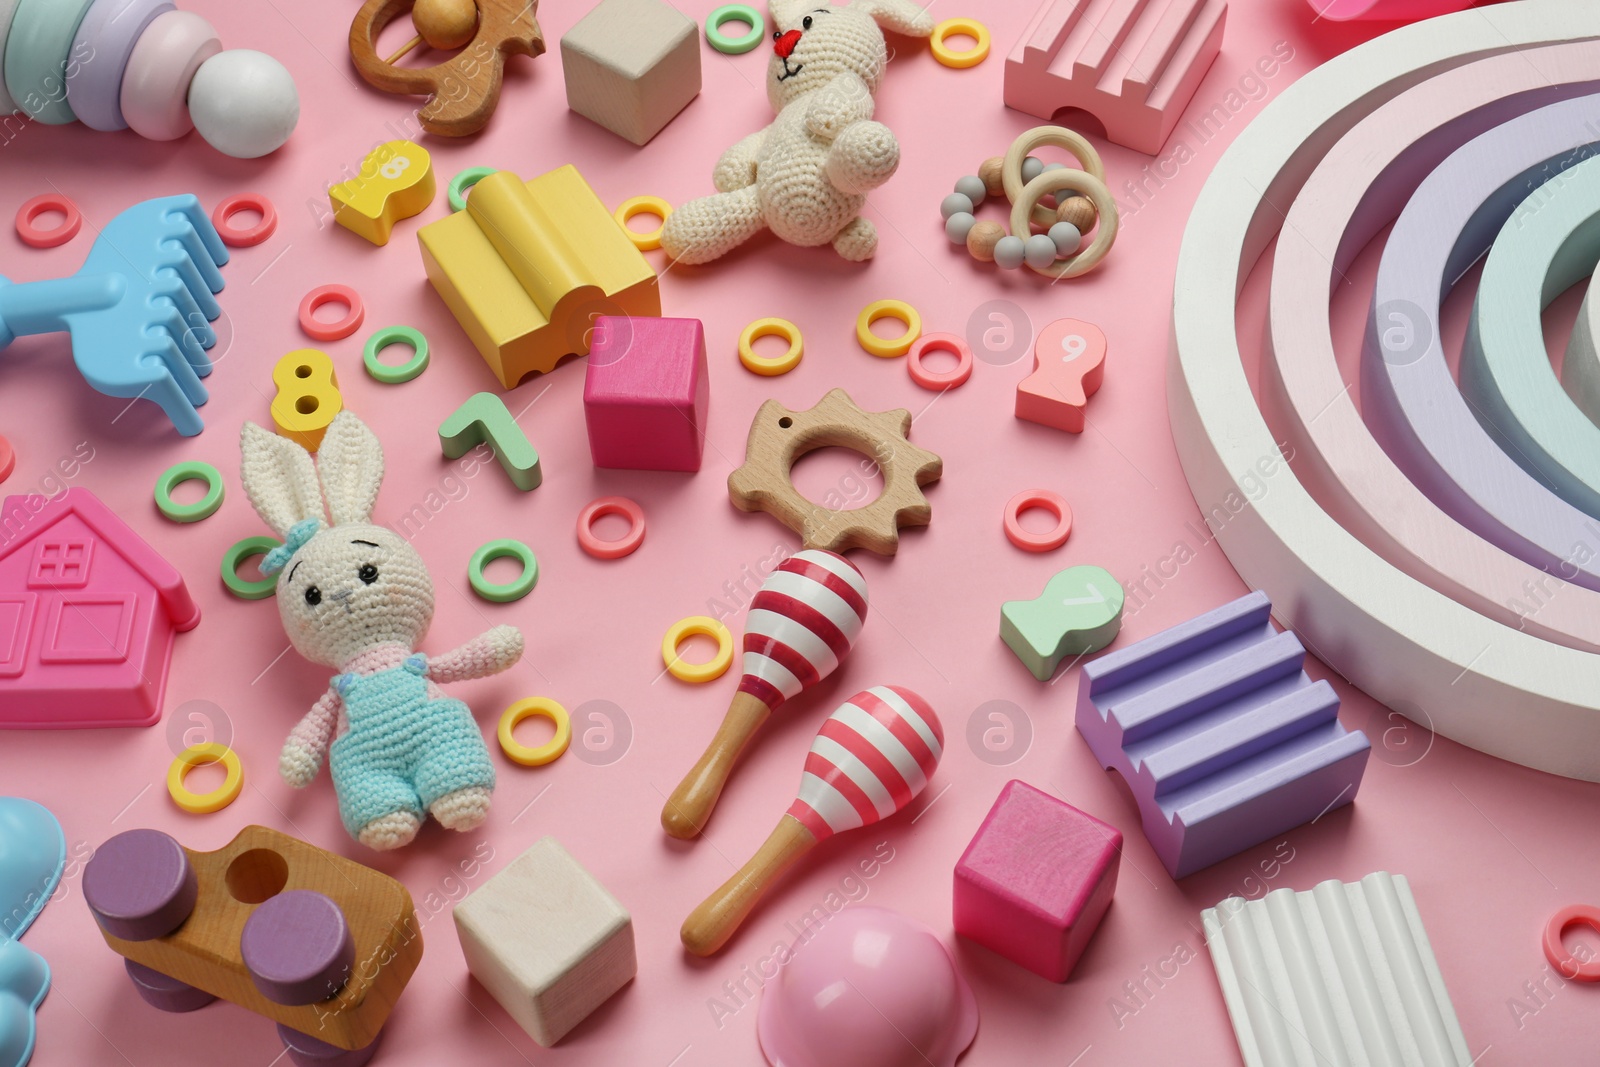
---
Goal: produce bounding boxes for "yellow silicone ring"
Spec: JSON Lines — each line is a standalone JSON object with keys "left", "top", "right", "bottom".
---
{"left": 855, "top": 299, "right": 922, "bottom": 358}
{"left": 738, "top": 318, "right": 804, "bottom": 376}
{"left": 931, "top": 18, "right": 990, "bottom": 69}
{"left": 662, "top": 615, "right": 734, "bottom": 683}
{"left": 614, "top": 195, "right": 673, "bottom": 251}
{"left": 498, "top": 698, "right": 572, "bottom": 766}
{"left": 167, "top": 744, "right": 243, "bottom": 814}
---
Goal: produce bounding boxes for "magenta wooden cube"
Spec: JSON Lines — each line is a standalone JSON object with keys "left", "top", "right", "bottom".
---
{"left": 584, "top": 316, "right": 708, "bottom": 472}
{"left": 953, "top": 780, "right": 1121, "bottom": 982}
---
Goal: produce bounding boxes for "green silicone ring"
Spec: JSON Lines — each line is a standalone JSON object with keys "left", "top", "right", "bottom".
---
{"left": 706, "top": 4, "right": 764, "bottom": 54}
{"left": 155, "top": 461, "right": 224, "bottom": 522}
{"left": 5, "top": 0, "right": 96, "bottom": 125}
{"left": 363, "top": 325, "right": 430, "bottom": 383}
{"left": 222, "top": 536, "right": 280, "bottom": 600}
{"left": 448, "top": 166, "right": 497, "bottom": 213}
{"left": 469, "top": 539, "right": 538, "bottom": 603}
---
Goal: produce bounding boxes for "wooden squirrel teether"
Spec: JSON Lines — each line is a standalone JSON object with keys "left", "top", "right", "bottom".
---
{"left": 349, "top": 0, "right": 544, "bottom": 137}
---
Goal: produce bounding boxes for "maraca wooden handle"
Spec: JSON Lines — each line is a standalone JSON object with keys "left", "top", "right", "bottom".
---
{"left": 662, "top": 690, "right": 772, "bottom": 839}
{"left": 681, "top": 815, "right": 816, "bottom": 957}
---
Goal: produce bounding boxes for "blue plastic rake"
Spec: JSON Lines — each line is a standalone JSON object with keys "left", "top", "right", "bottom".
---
{"left": 0, "top": 195, "right": 228, "bottom": 436}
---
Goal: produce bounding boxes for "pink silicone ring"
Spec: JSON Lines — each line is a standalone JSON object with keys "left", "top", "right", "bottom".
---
{"left": 577, "top": 496, "right": 646, "bottom": 560}
{"left": 907, "top": 332, "right": 974, "bottom": 391}
{"left": 1003, "top": 490, "right": 1073, "bottom": 552}
{"left": 0, "top": 434, "right": 14, "bottom": 483}
{"left": 212, "top": 194, "right": 278, "bottom": 248}
{"left": 119, "top": 9, "right": 220, "bottom": 141}
{"left": 15, "top": 194, "right": 81, "bottom": 248}
{"left": 1544, "top": 905, "right": 1600, "bottom": 982}
{"left": 298, "top": 285, "right": 365, "bottom": 342}
{"left": 67, "top": 0, "right": 174, "bottom": 131}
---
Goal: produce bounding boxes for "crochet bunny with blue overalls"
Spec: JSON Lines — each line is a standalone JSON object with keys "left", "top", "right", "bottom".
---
{"left": 240, "top": 412, "right": 523, "bottom": 850}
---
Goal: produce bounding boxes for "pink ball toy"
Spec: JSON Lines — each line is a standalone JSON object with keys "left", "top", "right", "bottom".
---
{"left": 758, "top": 906, "right": 978, "bottom": 1067}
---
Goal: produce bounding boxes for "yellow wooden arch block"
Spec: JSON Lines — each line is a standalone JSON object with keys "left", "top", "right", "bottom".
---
{"left": 418, "top": 166, "right": 660, "bottom": 389}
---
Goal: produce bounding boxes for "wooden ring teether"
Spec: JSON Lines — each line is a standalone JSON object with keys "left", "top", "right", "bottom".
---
{"left": 728, "top": 388, "right": 942, "bottom": 557}
{"left": 1008, "top": 168, "right": 1118, "bottom": 279}
{"left": 1003, "top": 126, "right": 1105, "bottom": 231}
{"left": 348, "top": 0, "right": 544, "bottom": 138}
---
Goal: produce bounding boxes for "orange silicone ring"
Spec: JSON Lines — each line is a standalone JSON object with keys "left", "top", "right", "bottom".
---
{"left": 907, "top": 332, "right": 974, "bottom": 391}
{"left": 1544, "top": 904, "right": 1600, "bottom": 981}
{"left": 212, "top": 193, "right": 278, "bottom": 247}
{"left": 15, "top": 194, "right": 81, "bottom": 248}
{"left": 1003, "top": 489, "right": 1073, "bottom": 552}
{"left": 298, "top": 284, "right": 365, "bottom": 342}
{"left": 577, "top": 496, "right": 646, "bottom": 560}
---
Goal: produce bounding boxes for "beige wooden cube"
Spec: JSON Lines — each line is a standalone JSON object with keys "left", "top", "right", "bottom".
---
{"left": 454, "top": 837, "right": 636, "bottom": 1046}
{"left": 560, "top": 0, "right": 701, "bottom": 145}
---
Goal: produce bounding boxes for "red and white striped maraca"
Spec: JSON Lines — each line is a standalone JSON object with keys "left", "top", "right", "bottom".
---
{"left": 680, "top": 685, "right": 942, "bottom": 956}
{"left": 662, "top": 549, "right": 868, "bottom": 838}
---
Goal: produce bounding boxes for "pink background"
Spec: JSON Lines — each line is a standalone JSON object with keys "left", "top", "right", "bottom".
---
{"left": 4, "top": 0, "right": 1598, "bottom": 1063}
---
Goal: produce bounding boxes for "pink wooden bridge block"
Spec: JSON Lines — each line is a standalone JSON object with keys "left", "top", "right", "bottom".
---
{"left": 953, "top": 780, "right": 1121, "bottom": 982}
{"left": 1003, "top": 0, "right": 1227, "bottom": 156}
{"left": 584, "top": 316, "right": 708, "bottom": 472}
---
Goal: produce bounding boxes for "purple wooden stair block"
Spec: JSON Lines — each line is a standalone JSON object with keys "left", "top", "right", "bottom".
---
{"left": 1074, "top": 592, "right": 1370, "bottom": 878}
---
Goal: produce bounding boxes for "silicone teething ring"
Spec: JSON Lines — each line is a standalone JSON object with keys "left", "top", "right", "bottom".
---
{"left": 498, "top": 698, "right": 572, "bottom": 766}
{"left": 167, "top": 743, "right": 243, "bottom": 814}
{"left": 661, "top": 615, "right": 734, "bottom": 683}
{"left": 931, "top": 18, "right": 989, "bottom": 69}
{"left": 1004, "top": 490, "right": 1073, "bottom": 551}
{"left": 856, "top": 300, "right": 921, "bottom": 358}
{"left": 15, "top": 194, "right": 81, "bottom": 248}
{"left": 154, "top": 461, "right": 224, "bottom": 522}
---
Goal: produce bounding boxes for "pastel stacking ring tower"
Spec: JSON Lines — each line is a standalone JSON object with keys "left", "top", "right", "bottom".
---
{"left": 662, "top": 549, "right": 868, "bottom": 838}
{"left": 680, "top": 685, "right": 943, "bottom": 956}
{"left": 2, "top": 0, "right": 299, "bottom": 157}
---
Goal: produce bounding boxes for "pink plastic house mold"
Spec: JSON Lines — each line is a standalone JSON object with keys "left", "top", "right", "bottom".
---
{"left": 584, "top": 316, "right": 708, "bottom": 472}
{"left": 1003, "top": 0, "right": 1227, "bottom": 156}
{"left": 953, "top": 780, "right": 1121, "bottom": 982}
{"left": 0, "top": 487, "right": 199, "bottom": 729}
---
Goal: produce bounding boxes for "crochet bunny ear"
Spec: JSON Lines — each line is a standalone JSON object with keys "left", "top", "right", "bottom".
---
{"left": 317, "top": 411, "right": 385, "bottom": 526}
{"left": 849, "top": 0, "right": 935, "bottom": 36}
{"left": 769, "top": 0, "right": 814, "bottom": 24}
{"left": 240, "top": 422, "right": 326, "bottom": 538}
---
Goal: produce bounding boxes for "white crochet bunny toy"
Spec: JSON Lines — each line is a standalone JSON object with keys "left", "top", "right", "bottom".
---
{"left": 240, "top": 412, "right": 523, "bottom": 851}
{"left": 659, "top": 0, "right": 934, "bottom": 264}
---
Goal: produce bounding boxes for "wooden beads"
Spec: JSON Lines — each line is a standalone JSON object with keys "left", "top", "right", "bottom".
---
{"left": 978, "top": 157, "right": 1005, "bottom": 198}
{"left": 414, "top": 0, "right": 477, "bottom": 48}
{"left": 1056, "top": 195, "right": 1097, "bottom": 231}
{"left": 270, "top": 349, "right": 343, "bottom": 452}
{"left": 966, "top": 220, "right": 1005, "bottom": 262}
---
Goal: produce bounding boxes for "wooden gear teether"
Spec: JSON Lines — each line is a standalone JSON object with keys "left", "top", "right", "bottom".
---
{"left": 349, "top": 0, "right": 544, "bottom": 137}
{"left": 727, "top": 389, "right": 942, "bottom": 556}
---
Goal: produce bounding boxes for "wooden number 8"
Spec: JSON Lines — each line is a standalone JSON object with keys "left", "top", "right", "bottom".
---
{"left": 271, "top": 348, "right": 344, "bottom": 451}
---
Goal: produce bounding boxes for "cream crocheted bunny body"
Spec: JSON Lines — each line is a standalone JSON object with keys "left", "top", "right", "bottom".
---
{"left": 240, "top": 413, "right": 523, "bottom": 851}
{"left": 660, "top": 0, "right": 934, "bottom": 264}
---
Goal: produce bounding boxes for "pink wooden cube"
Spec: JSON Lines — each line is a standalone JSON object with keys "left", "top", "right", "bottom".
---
{"left": 953, "top": 780, "right": 1120, "bottom": 982}
{"left": 584, "top": 316, "right": 708, "bottom": 472}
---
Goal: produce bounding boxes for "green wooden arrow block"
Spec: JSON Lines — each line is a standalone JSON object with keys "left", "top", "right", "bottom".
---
{"left": 439, "top": 392, "right": 542, "bottom": 491}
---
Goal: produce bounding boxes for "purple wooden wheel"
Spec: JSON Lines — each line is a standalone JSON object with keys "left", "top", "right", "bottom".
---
{"left": 83, "top": 829, "right": 197, "bottom": 941}
{"left": 240, "top": 890, "right": 354, "bottom": 1005}
{"left": 124, "top": 959, "right": 217, "bottom": 1013}
{"left": 278, "top": 1023, "right": 382, "bottom": 1067}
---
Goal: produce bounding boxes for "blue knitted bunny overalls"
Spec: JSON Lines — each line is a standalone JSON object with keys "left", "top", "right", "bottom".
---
{"left": 328, "top": 654, "right": 495, "bottom": 837}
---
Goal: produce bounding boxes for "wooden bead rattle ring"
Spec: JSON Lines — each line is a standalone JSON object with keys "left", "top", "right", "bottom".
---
{"left": 349, "top": 0, "right": 544, "bottom": 137}
{"left": 727, "top": 388, "right": 943, "bottom": 557}
{"left": 942, "top": 125, "right": 1117, "bottom": 277}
